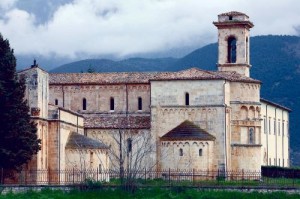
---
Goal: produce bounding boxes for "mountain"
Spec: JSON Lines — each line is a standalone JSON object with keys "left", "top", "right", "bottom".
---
{"left": 50, "top": 57, "right": 178, "bottom": 73}
{"left": 50, "top": 35, "right": 300, "bottom": 166}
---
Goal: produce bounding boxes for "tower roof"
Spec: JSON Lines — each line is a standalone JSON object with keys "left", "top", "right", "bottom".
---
{"left": 160, "top": 120, "right": 215, "bottom": 141}
{"left": 219, "top": 11, "right": 249, "bottom": 18}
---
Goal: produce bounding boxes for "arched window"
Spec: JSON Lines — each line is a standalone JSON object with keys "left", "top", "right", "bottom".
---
{"left": 110, "top": 97, "right": 114, "bottom": 111}
{"left": 228, "top": 37, "right": 237, "bottom": 63}
{"left": 138, "top": 97, "right": 142, "bottom": 111}
{"left": 185, "top": 92, "right": 189, "bottom": 106}
{"left": 82, "top": 98, "right": 87, "bottom": 110}
{"left": 55, "top": 99, "right": 58, "bottom": 105}
{"left": 199, "top": 149, "right": 203, "bottom": 156}
{"left": 179, "top": 148, "right": 183, "bottom": 156}
{"left": 249, "top": 127, "right": 254, "bottom": 144}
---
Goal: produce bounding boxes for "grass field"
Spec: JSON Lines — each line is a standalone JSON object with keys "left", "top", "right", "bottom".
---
{"left": 1, "top": 188, "right": 300, "bottom": 199}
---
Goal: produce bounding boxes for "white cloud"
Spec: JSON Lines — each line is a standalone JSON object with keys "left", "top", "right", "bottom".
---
{"left": 0, "top": 0, "right": 17, "bottom": 10}
{"left": 0, "top": 0, "right": 299, "bottom": 59}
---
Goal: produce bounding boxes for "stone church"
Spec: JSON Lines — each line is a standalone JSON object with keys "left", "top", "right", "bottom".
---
{"left": 18, "top": 11, "right": 290, "bottom": 174}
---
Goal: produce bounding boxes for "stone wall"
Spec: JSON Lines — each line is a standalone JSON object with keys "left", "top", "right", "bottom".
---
{"left": 151, "top": 80, "right": 226, "bottom": 171}
{"left": 49, "top": 84, "right": 150, "bottom": 113}
{"left": 160, "top": 140, "right": 214, "bottom": 170}
{"left": 260, "top": 101, "right": 290, "bottom": 167}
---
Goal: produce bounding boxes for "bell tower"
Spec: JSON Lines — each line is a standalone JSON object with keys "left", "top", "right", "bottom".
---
{"left": 213, "top": 11, "right": 254, "bottom": 77}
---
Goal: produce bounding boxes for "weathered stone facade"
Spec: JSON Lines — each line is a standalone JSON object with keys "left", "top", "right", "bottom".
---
{"left": 18, "top": 11, "right": 290, "bottom": 175}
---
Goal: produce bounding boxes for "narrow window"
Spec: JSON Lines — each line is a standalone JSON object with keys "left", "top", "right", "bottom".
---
{"left": 185, "top": 92, "right": 189, "bottom": 106}
{"left": 138, "top": 97, "right": 142, "bottom": 111}
{"left": 264, "top": 117, "right": 266, "bottom": 134}
{"left": 127, "top": 138, "right": 132, "bottom": 153}
{"left": 269, "top": 118, "right": 271, "bottom": 135}
{"left": 279, "top": 158, "right": 281, "bottom": 167}
{"left": 110, "top": 97, "right": 114, "bottom": 111}
{"left": 269, "top": 158, "right": 271, "bottom": 166}
{"left": 55, "top": 99, "right": 58, "bottom": 105}
{"left": 99, "top": 164, "right": 102, "bottom": 173}
{"left": 229, "top": 15, "right": 233, "bottom": 20}
{"left": 282, "top": 121, "right": 285, "bottom": 136}
{"left": 83, "top": 98, "right": 87, "bottom": 110}
{"left": 179, "top": 148, "right": 183, "bottom": 156}
{"left": 274, "top": 119, "right": 276, "bottom": 135}
{"left": 278, "top": 121, "right": 281, "bottom": 136}
{"left": 199, "top": 149, "right": 203, "bottom": 156}
{"left": 287, "top": 122, "right": 289, "bottom": 137}
{"left": 249, "top": 127, "right": 254, "bottom": 144}
{"left": 90, "top": 152, "right": 94, "bottom": 167}
{"left": 227, "top": 37, "right": 237, "bottom": 63}
{"left": 246, "top": 37, "right": 249, "bottom": 63}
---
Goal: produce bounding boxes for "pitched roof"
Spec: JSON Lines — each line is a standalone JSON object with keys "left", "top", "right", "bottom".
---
{"left": 65, "top": 132, "right": 108, "bottom": 149}
{"left": 260, "top": 98, "right": 292, "bottom": 112}
{"left": 151, "top": 68, "right": 260, "bottom": 83}
{"left": 49, "top": 68, "right": 260, "bottom": 85}
{"left": 84, "top": 114, "right": 151, "bottom": 129}
{"left": 49, "top": 72, "right": 160, "bottom": 85}
{"left": 160, "top": 120, "right": 216, "bottom": 141}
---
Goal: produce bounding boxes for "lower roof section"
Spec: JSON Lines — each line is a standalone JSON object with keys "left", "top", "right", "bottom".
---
{"left": 84, "top": 113, "right": 151, "bottom": 129}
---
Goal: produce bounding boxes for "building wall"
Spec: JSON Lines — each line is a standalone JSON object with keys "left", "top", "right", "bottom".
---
{"left": 260, "top": 102, "right": 290, "bottom": 167}
{"left": 47, "top": 107, "right": 84, "bottom": 171}
{"left": 19, "top": 67, "right": 49, "bottom": 118}
{"left": 160, "top": 140, "right": 214, "bottom": 170}
{"left": 151, "top": 80, "right": 226, "bottom": 171}
{"left": 86, "top": 128, "right": 155, "bottom": 170}
{"left": 49, "top": 84, "right": 150, "bottom": 113}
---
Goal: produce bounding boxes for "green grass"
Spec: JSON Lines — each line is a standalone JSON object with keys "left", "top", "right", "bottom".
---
{"left": 1, "top": 188, "right": 300, "bottom": 199}
{"left": 104, "top": 177, "right": 300, "bottom": 188}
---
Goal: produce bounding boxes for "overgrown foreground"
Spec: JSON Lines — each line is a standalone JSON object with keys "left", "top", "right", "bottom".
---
{"left": 1, "top": 188, "right": 300, "bottom": 199}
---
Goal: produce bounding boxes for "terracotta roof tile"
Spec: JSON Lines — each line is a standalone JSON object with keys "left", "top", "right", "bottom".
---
{"left": 84, "top": 114, "right": 151, "bottom": 129}
{"left": 49, "top": 68, "right": 260, "bottom": 85}
{"left": 160, "top": 120, "right": 216, "bottom": 141}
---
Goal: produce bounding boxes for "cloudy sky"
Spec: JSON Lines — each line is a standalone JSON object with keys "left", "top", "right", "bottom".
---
{"left": 0, "top": 0, "right": 299, "bottom": 63}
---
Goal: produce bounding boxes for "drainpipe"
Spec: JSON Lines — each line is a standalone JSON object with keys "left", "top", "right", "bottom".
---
{"left": 223, "top": 80, "right": 227, "bottom": 172}
{"left": 275, "top": 107, "right": 277, "bottom": 166}
{"left": 266, "top": 104, "right": 269, "bottom": 166}
{"left": 58, "top": 109, "right": 61, "bottom": 179}
{"left": 282, "top": 110, "right": 284, "bottom": 166}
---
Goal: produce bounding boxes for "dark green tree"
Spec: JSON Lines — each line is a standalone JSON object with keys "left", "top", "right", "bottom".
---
{"left": 0, "top": 34, "right": 40, "bottom": 171}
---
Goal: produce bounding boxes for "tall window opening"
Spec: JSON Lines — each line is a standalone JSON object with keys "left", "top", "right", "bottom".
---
{"left": 278, "top": 121, "right": 281, "bottom": 136}
{"left": 185, "top": 92, "right": 189, "bottom": 106}
{"left": 274, "top": 119, "right": 276, "bottom": 135}
{"left": 179, "top": 148, "right": 183, "bottom": 156}
{"left": 55, "top": 99, "right": 58, "bottom": 106}
{"left": 138, "top": 97, "right": 142, "bottom": 111}
{"left": 199, "top": 149, "right": 203, "bottom": 156}
{"left": 127, "top": 138, "right": 132, "bottom": 153}
{"left": 82, "top": 98, "right": 87, "bottom": 110}
{"left": 229, "top": 15, "right": 233, "bottom": 20}
{"left": 110, "top": 97, "right": 114, "bottom": 111}
{"left": 227, "top": 37, "right": 237, "bottom": 63}
{"left": 249, "top": 127, "right": 254, "bottom": 144}
{"left": 246, "top": 37, "right": 249, "bottom": 63}
{"left": 282, "top": 121, "right": 285, "bottom": 136}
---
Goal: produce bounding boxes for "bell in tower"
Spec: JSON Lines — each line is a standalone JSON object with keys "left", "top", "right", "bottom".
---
{"left": 213, "top": 11, "right": 254, "bottom": 77}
